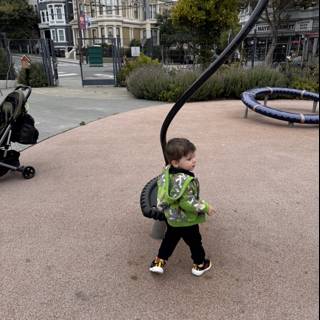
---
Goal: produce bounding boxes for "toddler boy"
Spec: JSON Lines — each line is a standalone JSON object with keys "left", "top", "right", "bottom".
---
{"left": 149, "top": 138, "right": 215, "bottom": 276}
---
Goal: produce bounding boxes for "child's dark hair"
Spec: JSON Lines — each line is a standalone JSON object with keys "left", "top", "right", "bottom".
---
{"left": 165, "top": 138, "right": 196, "bottom": 163}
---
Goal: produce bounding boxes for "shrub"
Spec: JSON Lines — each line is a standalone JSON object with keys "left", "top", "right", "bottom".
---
{"left": 127, "top": 64, "right": 289, "bottom": 102}
{"left": 159, "top": 70, "right": 198, "bottom": 102}
{"left": 0, "top": 48, "right": 16, "bottom": 80}
{"left": 246, "top": 66, "right": 289, "bottom": 89}
{"left": 221, "top": 66, "right": 248, "bottom": 99}
{"left": 127, "top": 65, "right": 171, "bottom": 100}
{"left": 290, "top": 78, "right": 319, "bottom": 92}
{"left": 17, "top": 62, "right": 48, "bottom": 87}
{"left": 117, "top": 53, "right": 160, "bottom": 86}
{"left": 282, "top": 63, "right": 319, "bottom": 93}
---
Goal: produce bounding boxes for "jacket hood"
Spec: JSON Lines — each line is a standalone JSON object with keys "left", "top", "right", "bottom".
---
{"left": 160, "top": 166, "right": 194, "bottom": 201}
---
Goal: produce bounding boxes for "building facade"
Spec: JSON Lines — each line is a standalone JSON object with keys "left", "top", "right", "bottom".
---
{"left": 240, "top": 4, "right": 319, "bottom": 63}
{"left": 70, "top": 0, "right": 175, "bottom": 48}
{"left": 36, "top": 0, "right": 74, "bottom": 55}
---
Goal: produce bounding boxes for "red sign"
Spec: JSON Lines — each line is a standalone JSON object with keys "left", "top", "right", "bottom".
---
{"left": 20, "top": 55, "right": 31, "bottom": 69}
{"left": 79, "top": 12, "right": 86, "bottom": 30}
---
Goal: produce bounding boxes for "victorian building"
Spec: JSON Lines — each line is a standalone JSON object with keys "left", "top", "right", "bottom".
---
{"left": 35, "top": 0, "right": 74, "bottom": 55}
{"left": 70, "top": 0, "right": 175, "bottom": 48}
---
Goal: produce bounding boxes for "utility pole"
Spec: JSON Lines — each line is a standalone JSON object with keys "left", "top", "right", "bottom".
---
{"left": 144, "top": 0, "right": 151, "bottom": 39}
{"left": 75, "top": 0, "right": 84, "bottom": 85}
{"left": 65, "top": 0, "right": 73, "bottom": 47}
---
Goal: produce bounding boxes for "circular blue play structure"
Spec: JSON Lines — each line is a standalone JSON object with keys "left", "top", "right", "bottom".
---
{"left": 241, "top": 87, "right": 319, "bottom": 125}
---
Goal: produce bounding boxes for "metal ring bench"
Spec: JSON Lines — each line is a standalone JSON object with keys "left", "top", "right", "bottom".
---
{"left": 241, "top": 87, "right": 319, "bottom": 125}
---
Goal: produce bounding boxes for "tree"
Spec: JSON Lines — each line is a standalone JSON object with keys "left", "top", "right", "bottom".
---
{"left": 157, "top": 12, "right": 191, "bottom": 47}
{"left": 0, "top": 0, "right": 38, "bottom": 39}
{"left": 240, "top": 0, "right": 319, "bottom": 65}
{"left": 171, "top": 0, "right": 240, "bottom": 65}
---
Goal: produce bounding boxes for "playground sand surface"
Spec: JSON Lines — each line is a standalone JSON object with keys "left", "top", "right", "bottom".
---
{"left": 0, "top": 99, "right": 319, "bottom": 320}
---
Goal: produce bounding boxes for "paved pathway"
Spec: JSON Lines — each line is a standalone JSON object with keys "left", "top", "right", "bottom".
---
{"left": 1, "top": 84, "right": 164, "bottom": 143}
{"left": 0, "top": 97, "right": 318, "bottom": 320}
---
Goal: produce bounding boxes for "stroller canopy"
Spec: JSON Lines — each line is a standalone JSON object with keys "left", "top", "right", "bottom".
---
{"left": 0, "top": 90, "right": 26, "bottom": 132}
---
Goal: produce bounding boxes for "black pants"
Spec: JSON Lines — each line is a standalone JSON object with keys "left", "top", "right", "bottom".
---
{"left": 158, "top": 222, "right": 206, "bottom": 265}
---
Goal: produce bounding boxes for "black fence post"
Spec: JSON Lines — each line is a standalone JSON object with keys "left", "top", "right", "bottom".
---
{"left": 112, "top": 38, "right": 117, "bottom": 86}
{"left": 251, "top": 29, "right": 257, "bottom": 68}
{"left": 40, "top": 39, "right": 54, "bottom": 86}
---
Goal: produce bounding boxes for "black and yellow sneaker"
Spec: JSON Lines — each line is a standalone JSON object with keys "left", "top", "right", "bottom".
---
{"left": 192, "top": 259, "right": 212, "bottom": 277}
{"left": 149, "top": 257, "right": 166, "bottom": 274}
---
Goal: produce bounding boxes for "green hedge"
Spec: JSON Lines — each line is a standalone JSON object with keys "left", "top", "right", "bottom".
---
{"left": 127, "top": 65, "right": 290, "bottom": 102}
{"left": 17, "top": 62, "right": 48, "bottom": 87}
{"left": 117, "top": 53, "right": 160, "bottom": 86}
{"left": 286, "top": 64, "right": 319, "bottom": 92}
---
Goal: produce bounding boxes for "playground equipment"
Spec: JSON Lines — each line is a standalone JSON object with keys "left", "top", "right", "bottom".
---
{"left": 140, "top": 0, "right": 270, "bottom": 227}
{"left": 241, "top": 87, "right": 319, "bottom": 125}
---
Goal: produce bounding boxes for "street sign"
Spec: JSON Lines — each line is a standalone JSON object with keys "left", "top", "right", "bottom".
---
{"left": 131, "top": 47, "right": 140, "bottom": 57}
{"left": 21, "top": 55, "right": 31, "bottom": 69}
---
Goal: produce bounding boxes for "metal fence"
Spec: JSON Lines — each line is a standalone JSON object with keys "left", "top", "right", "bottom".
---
{"left": 126, "top": 34, "right": 319, "bottom": 69}
{"left": 78, "top": 37, "right": 122, "bottom": 86}
{"left": 0, "top": 35, "right": 58, "bottom": 88}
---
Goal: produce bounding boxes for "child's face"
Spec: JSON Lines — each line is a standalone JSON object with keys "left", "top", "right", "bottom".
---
{"left": 172, "top": 152, "right": 197, "bottom": 171}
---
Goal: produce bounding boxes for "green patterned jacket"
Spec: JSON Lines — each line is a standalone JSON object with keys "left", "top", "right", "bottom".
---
{"left": 157, "top": 166, "right": 210, "bottom": 227}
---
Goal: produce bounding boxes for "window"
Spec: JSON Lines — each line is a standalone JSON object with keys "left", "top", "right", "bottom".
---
{"left": 101, "top": 27, "right": 105, "bottom": 38}
{"left": 115, "top": 0, "right": 120, "bottom": 15}
{"left": 143, "top": 6, "right": 146, "bottom": 20}
{"left": 47, "top": 4, "right": 66, "bottom": 24}
{"left": 51, "top": 29, "right": 57, "bottom": 42}
{"left": 56, "top": 6, "right": 63, "bottom": 20}
{"left": 41, "top": 11, "right": 46, "bottom": 23}
{"left": 99, "top": 4, "right": 104, "bottom": 15}
{"left": 151, "top": 28, "right": 158, "bottom": 45}
{"left": 108, "top": 27, "right": 114, "bottom": 38}
{"left": 122, "top": 1, "right": 127, "bottom": 17}
{"left": 91, "top": 5, "right": 96, "bottom": 17}
{"left": 106, "top": 0, "right": 112, "bottom": 15}
{"left": 58, "top": 29, "right": 65, "bottom": 42}
{"left": 116, "top": 27, "right": 121, "bottom": 45}
{"left": 150, "top": 4, "right": 157, "bottom": 20}
{"left": 49, "top": 6, "right": 54, "bottom": 20}
{"left": 133, "top": 4, "right": 139, "bottom": 19}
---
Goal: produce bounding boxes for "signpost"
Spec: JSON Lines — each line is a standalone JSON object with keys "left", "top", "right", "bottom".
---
{"left": 21, "top": 55, "right": 31, "bottom": 86}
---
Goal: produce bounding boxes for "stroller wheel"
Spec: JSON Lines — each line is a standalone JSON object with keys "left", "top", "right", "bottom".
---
{"left": 22, "top": 166, "right": 36, "bottom": 179}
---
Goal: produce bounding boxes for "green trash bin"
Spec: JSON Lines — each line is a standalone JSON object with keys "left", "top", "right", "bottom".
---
{"left": 88, "top": 46, "right": 103, "bottom": 67}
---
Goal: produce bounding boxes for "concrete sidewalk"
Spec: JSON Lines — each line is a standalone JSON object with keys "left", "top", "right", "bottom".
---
{"left": 0, "top": 99, "right": 319, "bottom": 320}
{"left": 1, "top": 85, "right": 164, "bottom": 144}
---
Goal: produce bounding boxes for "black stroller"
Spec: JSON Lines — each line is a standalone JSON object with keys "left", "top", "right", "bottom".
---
{"left": 0, "top": 86, "right": 39, "bottom": 179}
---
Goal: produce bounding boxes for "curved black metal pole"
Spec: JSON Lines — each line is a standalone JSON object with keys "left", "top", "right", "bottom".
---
{"left": 160, "top": 0, "right": 269, "bottom": 164}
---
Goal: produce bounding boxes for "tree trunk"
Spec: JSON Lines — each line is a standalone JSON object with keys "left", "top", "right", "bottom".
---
{"left": 265, "top": 34, "right": 277, "bottom": 66}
